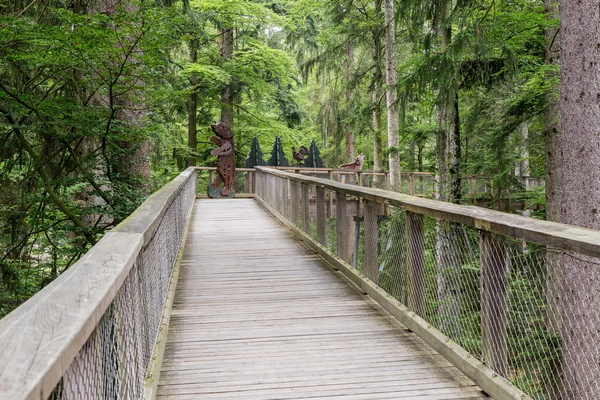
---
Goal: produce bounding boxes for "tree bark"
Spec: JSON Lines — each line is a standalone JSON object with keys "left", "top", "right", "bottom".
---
{"left": 544, "top": 2, "right": 562, "bottom": 397}
{"left": 559, "top": 0, "right": 600, "bottom": 397}
{"left": 434, "top": 0, "right": 462, "bottom": 342}
{"left": 220, "top": 27, "right": 234, "bottom": 129}
{"left": 372, "top": 13, "right": 384, "bottom": 184}
{"left": 545, "top": 0, "right": 561, "bottom": 224}
{"left": 345, "top": 41, "right": 355, "bottom": 160}
{"left": 515, "top": 123, "right": 530, "bottom": 180}
{"left": 187, "top": 38, "right": 198, "bottom": 167}
{"left": 544, "top": 0, "right": 563, "bottom": 335}
{"left": 384, "top": 0, "right": 400, "bottom": 187}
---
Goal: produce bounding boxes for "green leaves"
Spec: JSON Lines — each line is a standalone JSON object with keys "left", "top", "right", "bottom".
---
{"left": 227, "top": 42, "right": 294, "bottom": 94}
{"left": 183, "top": 64, "right": 231, "bottom": 86}
{"left": 190, "top": 0, "right": 285, "bottom": 27}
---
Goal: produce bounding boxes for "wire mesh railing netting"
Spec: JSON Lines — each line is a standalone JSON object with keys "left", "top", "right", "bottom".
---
{"left": 256, "top": 169, "right": 600, "bottom": 400}
{"left": 49, "top": 172, "right": 196, "bottom": 400}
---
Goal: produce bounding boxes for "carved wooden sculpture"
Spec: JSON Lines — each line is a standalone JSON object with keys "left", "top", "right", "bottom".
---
{"left": 209, "top": 122, "right": 235, "bottom": 197}
{"left": 292, "top": 146, "right": 309, "bottom": 166}
{"left": 339, "top": 153, "right": 365, "bottom": 171}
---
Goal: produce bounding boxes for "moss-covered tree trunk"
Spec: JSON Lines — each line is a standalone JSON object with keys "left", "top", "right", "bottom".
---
{"left": 434, "top": 0, "right": 462, "bottom": 341}
{"left": 372, "top": 10, "right": 384, "bottom": 184}
{"left": 345, "top": 41, "right": 355, "bottom": 160}
{"left": 187, "top": 38, "right": 199, "bottom": 167}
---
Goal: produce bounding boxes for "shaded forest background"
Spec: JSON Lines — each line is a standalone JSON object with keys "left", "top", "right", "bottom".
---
{"left": 0, "top": 0, "right": 558, "bottom": 318}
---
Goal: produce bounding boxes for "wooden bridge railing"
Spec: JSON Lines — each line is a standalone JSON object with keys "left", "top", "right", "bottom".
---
{"left": 255, "top": 166, "right": 599, "bottom": 400}
{"left": 0, "top": 168, "right": 197, "bottom": 400}
{"left": 194, "top": 166, "right": 544, "bottom": 199}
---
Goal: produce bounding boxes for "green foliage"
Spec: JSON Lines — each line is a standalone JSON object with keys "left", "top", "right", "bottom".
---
{"left": 0, "top": 1, "right": 183, "bottom": 317}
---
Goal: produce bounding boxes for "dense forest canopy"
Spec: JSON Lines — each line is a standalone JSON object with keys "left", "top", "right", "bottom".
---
{"left": 4, "top": 0, "right": 600, "bottom": 398}
{"left": 0, "top": 0, "right": 570, "bottom": 316}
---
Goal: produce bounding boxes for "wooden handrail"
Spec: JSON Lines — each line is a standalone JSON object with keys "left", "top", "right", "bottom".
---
{"left": 256, "top": 166, "right": 600, "bottom": 259}
{"left": 194, "top": 166, "right": 543, "bottom": 183}
{"left": 0, "top": 167, "right": 197, "bottom": 400}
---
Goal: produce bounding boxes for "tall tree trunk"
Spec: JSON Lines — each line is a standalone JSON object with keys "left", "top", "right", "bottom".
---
{"left": 544, "top": 0, "right": 562, "bottom": 325}
{"left": 559, "top": 0, "right": 600, "bottom": 398}
{"left": 448, "top": 90, "right": 461, "bottom": 201}
{"left": 187, "top": 38, "right": 198, "bottom": 167}
{"left": 384, "top": 0, "right": 400, "bottom": 187}
{"left": 435, "top": 0, "right": 462, "bottom": 341}
{"left": 345, "top": 41, "right": 355, "bottom": 160}
{"left": 515, "top": 123, "right": 529, "bottom": 180}
{"left": 372, "top": 90, "right": 383, "bottom": 171}
{"left": 372, "top": 13, "right": 384, "bottom": 184}
{"left": 544, "top": 1, "right": 562, "bottom": 397}
{"left": 220, "top": 27, "right": 234, "bottom": 129}
{"left": 91, "top": 0, "right": 150, "bottom": 184}
{"left": 545, "top": 0, "right": 561, "bottom": 224}
{"left": 434, "top": 0, "right": 460, "bottom": 203}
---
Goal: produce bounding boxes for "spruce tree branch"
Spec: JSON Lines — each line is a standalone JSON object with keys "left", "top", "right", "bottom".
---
{"left": 1, "top": 109, "right": 97, "bottom": 245}
{"left": 14, "top": 0, "right": 40, "bottom": 18}
{"left": 61, "top": 139, "right": 114, "bottom": 209}
{"left": 1, "top": 218, "right": 69, "bottom": 264}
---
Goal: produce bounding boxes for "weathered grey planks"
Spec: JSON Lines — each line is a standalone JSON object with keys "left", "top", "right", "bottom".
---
{"left": 157, "top": 199, "right": 488, "bottom": 399}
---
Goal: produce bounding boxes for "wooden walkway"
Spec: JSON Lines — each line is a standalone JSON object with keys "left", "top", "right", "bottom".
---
{"left": 157, "top": 199, "right": 488, "bottom": 400}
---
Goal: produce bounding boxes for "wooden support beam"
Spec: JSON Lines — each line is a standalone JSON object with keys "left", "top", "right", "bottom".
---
{"left": 363, "top": 201, "right": 379, "bottom": 283}
{"left": 301, "top": 183, "right": 310, "bottom": 234}
{"left": 336, "top": 192, "right": 348, "bottom": 262}
{"left": 480, "top": 230, "right": 508, "bottom": 378}
{"left": 316, "top": 187, "right": 326, "bottom": 245}
{"left": 406, "top": 211, "right": 425, "bottom": 316}
{"left": 327, "top": 171, "right": 333, "bottom": 218}
{"left": 291, "top": 180, "right": 299, "bottom": 225}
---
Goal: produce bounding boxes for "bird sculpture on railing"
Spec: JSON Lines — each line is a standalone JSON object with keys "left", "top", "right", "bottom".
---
{"left": 292, "top": 146, "right": 309, "bottom": 166}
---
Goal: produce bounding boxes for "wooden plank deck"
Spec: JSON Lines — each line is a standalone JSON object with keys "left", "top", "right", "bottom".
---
{"left": 157, "top": 199, "right": 489, "bottom": 400}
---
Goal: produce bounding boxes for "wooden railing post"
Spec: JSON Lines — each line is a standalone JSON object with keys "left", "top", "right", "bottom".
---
{"left": 480, "top": 230, "right": 508, "bottom": 377}
{"left": 336, "top": 192, "right": 348, "bottom": 261}
{"left": 291, "top": 180, "right": 299, "bottom": 225}
{"left": 278, "top": 176, "right": 285, "bottom": 214}
{"left": 316, "top": 186, "right": 326, "bottom": 245}
{"left": 255, "top": 170, "right": 260, "bottom": 198}
{"left": 283, "top": 178, "right": 289, "bottom": 218}
{"left": 406, "top": 211, "right": 425, "bottom": 316}
{"left": 327, "top": 171, "right": 333, "bottom": 218}
{"left": 364, "top": 200, "right": 379, "bottom": 283}
{"left": 409, "top": 173, "right": 415, "bottom": 196}
{"left": 301, "top": 183, "right": 310, "bottom": 233}
{"left": 244, "top": 171, "right": 250, "bottom": 194}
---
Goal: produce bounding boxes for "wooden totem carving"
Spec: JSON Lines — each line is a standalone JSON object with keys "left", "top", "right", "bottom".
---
{"left": 209, "top": 122, "right": 235, "bottom": 197}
